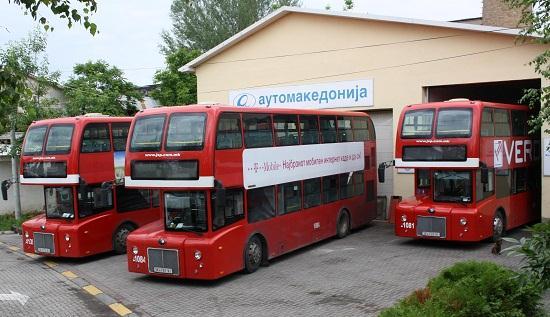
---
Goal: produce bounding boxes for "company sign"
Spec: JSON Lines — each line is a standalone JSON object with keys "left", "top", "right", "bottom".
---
{"left": 229, "top": 79, "right": 374, "bottom": 109}
{"left": 493, "top": 139, "right": 533, "bottom": 168}
{"left": 242, "top": 142, "right": 365, "bottom": 189}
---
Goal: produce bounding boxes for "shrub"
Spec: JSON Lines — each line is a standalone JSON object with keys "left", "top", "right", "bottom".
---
{"left": 380, "top": 261, "right": 544, "bottom": 317}
{"left": 503, "top": 222, "right": 550, "bottom": 290}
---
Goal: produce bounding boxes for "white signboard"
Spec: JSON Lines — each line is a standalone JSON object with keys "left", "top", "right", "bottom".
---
{"left": 242, "top": 142, "right": 365, "bottom": 189}
{"left": 229, "top": 79, "right": 374, "bottom": 109}
{"left": 544, "top": 138, "right": 550, "bottom": 176}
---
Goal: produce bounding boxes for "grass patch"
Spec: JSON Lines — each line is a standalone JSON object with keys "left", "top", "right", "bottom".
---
{"left": 0, "top": 212, "right": 41, "bottom": 232}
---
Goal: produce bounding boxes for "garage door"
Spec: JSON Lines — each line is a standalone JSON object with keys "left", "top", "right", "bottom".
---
{"left": 366, "top": 110, "right": 393, "bottom": 219}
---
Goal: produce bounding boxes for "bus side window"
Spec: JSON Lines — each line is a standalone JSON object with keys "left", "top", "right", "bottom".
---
{"left": 416, "top": 169, "right": 431, "bottom": 188}
{"left": 353, "top": 117, "right": 368, "bottom": 141}
{"left": 353, "top": 172, "right": 364, "bottom": 196}
{"left": 320, "top": 116, "right": 337, "bottom": 143}
{"left": 337, "top": 117, "right": 353, "bottom": 142}
{"left": 322, "top": 175, "right": 339, "bottom": 203}
{"left": 277, "top": 182, "right": 302, "bottom": 215}
{"left": 303, "top": 178, "right": 321, "bottom": 208}
{"left": 339, "top": 173, "right": 354, "bottom": 199}
{"left": 213, "top": 189, "right": 244, "bottom": 230}
{"left": 247, "top": 186, "right": 275, "bottom": 223}
{"left": 274, "top": 115, "right": 299, "bottom": 146}
{"left": 216, "top": 113, "right": 243, "bottom": 150}
{"left": 511, "top": 110, "right": 527, "bottom": 136}
{"left": 476, "top": 168, "right": 494, "bottom": 202}
{"left": 151, "top": 190, "right": 160, "bottom": 207}
{"left": 495, "top": 169, "right": 511, "bottom": 198}
{"left": 366, "top": 180, "right": 375, "bottom": 202}
{"left": 243, "top": 114, "right": 273, "bottom": 148}
{"left": 299, "top": 115, "right": 320, "bottom": 145}
{"left": 112, "top": 123, "right": 130, "bottom": 151}
{"left": 481, "top": 108, "right": 494, "bottom": 137}
{"left": 494, "top": 109, "right": 511, "bottom": 137}
{"left": 81, "top": 123, "right": 111, "bottom": 153}
{"left": 116, "top": 187, "right": 150, "bottom": 212}
{"left": 367, "top": 117, "right": 376, "bottom": 141}
{"left": 512, "top": 168, "right": 528, "bottom": 194}
{"left": 78, "top": 184, "right": 113, "bottom": 218}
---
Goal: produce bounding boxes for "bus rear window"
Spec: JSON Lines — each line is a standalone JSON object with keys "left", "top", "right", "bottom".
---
{"left": 436, "top": 109, "right": 472, "bottom": 138}
{"left": 165, "top": 113, "right": 206, "bottom": 151}
{"left": 23, "top": 126, "right": 47, "bottom": 155}
{"left": 45, "top": 125, "right": 74, "bottom": 154}
{"left": 401, "top": 110, "right": 434, "bottom": 138}
{"left": 130, "top": 115, "right": 165, "bottom": 152}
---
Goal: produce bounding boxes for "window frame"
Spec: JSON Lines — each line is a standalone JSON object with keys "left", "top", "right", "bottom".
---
{"left": 44, "top": 124, "right": 75, "bottom": 155}
{"left": 401, "top": 109, "right": 434, "bottom": 139}
{"left": 299, "top": 115, "right": 320, "bottom": 145}
{"left": 216, "top": 112, "right": 243, "bottom": 150}
{"left": 277, "top": 181, "right": 302, "bottom": 215}
{"left": 212, "top": 188, "right": 244, "bottom": 231}
{"left": 435, "top": 108, "right": 473, "bottom": 139}
{"left": 243, "top": 113, "right": 274, "bottom": 149}
{"left": 129, "top": 114, "right": 166, "bottom": 152}
{"left": 273, "top": 114, "right": 299, "bottom": 147}
{"left": 80, "top": 123, "right": 112, "bottom": 153}
{"left": 164, "top": 112, "right": 207, "bottom": 152}
{"left": 112, "top": 122, "right": 131, "bottom": 151}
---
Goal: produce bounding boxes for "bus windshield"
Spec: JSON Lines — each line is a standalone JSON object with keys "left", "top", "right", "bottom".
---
{"left": 23, "top": 126, "right": 47, "bottom": 155}
{"left": 45, "top": 125, "right": 74, "bottom": 154}
{"left": 433, "top": 171, "right": 471, "bottom": 203}
{"left": 165, "top": 113, "right": 206, "bottom": 151}
{"left": 436, "top": 109, "right": 472, "bottom": 138}
{"left": 45, "top": 187, "right": 74, "bottom": 219}
{"left": 164, "top": 192, "right": 207, "bottom": 232}
{"left": 401, "top": 110, "right": 434, "bottom": 138}
{"left": 130, "top": 115, "right": 165, "bottom": 152}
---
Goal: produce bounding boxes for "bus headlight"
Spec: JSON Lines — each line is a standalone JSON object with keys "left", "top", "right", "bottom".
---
{"left": 132, "top": 246, "right": 139, "bottom": 255}
{"left": 25, "top": 231, "right": 29, "bottom": 238}
{"left": 194, "top": 250, "right": 202, "bottom": 261}
{"left": 401, "top": 215, "right": 407, "bottom": 222}
{"left": 64, "top": 234, "right": 70, "bottom": 241}
{"left": 459, "top": 218, "right": 467, "bottom": 226}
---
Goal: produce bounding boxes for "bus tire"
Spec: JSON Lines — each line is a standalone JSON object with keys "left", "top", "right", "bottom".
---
{"left": 113, "top": 223, "right": 135, "bottom": 254}
{"left": 492, "top": 210, "right": 506, "bottom": 242}
{"left": 244, "top": 235, "right": 263, "bottom": 274}
{"left": 336, "top": 210, "right": 350, "bottom": 239}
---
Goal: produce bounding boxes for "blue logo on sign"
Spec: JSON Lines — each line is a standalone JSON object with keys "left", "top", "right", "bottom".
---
{"left": 234, "top": 93, "right": 257, "bottom": 107}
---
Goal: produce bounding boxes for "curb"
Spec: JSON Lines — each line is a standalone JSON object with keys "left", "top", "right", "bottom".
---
{"left": 0, "top": 230, "right": 16, "bottom": 235}
{"left": 0, "top": 241, "right": 140, "bottom": 317}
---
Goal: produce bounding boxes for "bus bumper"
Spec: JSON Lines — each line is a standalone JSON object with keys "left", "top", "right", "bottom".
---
{"left": 21, "top": 218, "right": 82, "bottom": 257}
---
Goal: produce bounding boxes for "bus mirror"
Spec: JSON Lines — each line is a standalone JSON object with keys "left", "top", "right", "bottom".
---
{"left": 101, "top": 181, "right": 113, "bottom": 191}
{"left": 481, "top": 167, "right": 489, "bottom": 184}
{"left": 1, "top": 180, "right": 10, "bottom": 201}
{"left": 378, "top": 166, "right": 385, "bottom": 183}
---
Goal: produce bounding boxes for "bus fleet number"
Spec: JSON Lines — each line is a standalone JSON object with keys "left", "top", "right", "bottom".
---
{"left": 401, "top": 222, "right": 415, "bottom": 229}
{"left": 132, "top": 255, "right": 146, "bottom": 263}
{"left": 25, "top": 238, "right": 33, "bottom": 245}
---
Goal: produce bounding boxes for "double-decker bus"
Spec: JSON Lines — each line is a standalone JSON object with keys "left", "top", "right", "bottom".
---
{"left": 381, "top": 100, "right": 539, "bottom": 242}
{"left": 125, "top": 105, "right": 377, "bottom": 280}
{"left": 14, "top": 115, "right": 160, "bottom": 257}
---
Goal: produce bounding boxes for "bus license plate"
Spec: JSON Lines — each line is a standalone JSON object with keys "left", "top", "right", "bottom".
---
{"left": 421, "top": 231, "right": 440, "bottom": 237}
{"left": 153, "top": 267, "right": 173, "bottom": 274}
{"left": 37, "top": 247, "right": 51, "bottom": 253}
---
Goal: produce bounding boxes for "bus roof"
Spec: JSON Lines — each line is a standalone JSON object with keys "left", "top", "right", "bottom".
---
{"left": 136, "top": 104, "right": 370, "bottom": 117}
{"left": 28, "top": 115, "right": 132, "bottom": 128}
{"left": 403, "top": 100, "right": 530, "bottom": 112}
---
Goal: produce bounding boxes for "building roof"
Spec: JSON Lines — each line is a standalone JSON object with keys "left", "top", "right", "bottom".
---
{"left": 180, "top": 6, "right": 529, "bottom": 73}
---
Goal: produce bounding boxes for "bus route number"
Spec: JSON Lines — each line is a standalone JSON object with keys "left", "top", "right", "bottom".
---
{"left": 132, "top": 255, "right": 146, "bottom": 264}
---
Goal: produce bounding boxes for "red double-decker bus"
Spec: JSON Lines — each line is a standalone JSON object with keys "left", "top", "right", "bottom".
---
{"left": 15, "top": 115, "right": 160, "bottom": 257}
{"left": 125, "top": 105, "right": 377, "bottom": 279}
{"left": 382, "top": 100, "right": 539, "bottom": 241}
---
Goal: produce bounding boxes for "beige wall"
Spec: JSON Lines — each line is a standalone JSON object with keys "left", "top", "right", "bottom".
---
{"left": 194, "top": 12, "right": 547, "bottom": 212}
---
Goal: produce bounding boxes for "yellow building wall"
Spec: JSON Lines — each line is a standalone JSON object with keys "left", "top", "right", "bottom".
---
{"left": 194, "top": 12, "right": 548, "bottom": 216}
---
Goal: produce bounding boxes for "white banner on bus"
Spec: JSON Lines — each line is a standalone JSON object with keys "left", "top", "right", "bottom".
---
{"left": 242, "top": 142, "right": 365, "bottom": 189}
{"left": 229, "top": 79, "right": 374, "bottom": 109}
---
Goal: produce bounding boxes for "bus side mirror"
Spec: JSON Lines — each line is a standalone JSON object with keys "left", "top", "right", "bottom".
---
{"left": 378, "top": 166, "right": 385, "bottom": 183}
{"left": 481, "top": 167, "right": 489, "bottom": 184}
{"left": 101, "top": 181, "right": 113, "bottom": 191}
{"left": 1, "top": 180, "right": 10, "bottom": 201}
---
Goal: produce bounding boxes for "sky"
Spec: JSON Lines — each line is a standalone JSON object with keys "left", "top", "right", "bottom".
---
{"left": 0, "top": 0, "right": 483, "bottom": 86}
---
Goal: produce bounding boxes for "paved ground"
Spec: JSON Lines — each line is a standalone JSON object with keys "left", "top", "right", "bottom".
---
{"left": 0, "top": 222, "right": 547, "bottom": 317}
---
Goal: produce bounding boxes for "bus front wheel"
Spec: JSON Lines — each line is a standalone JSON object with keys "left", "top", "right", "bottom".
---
{"left": 336, "top": 211, "right": 350, "bottom": 239}
{"left": 492, "top": 210, "right": 506, "bottom": 242}
{"left": 244, "top": 235, "right": 263, "bottom": 274}
{"left": 113, "top": 223, "right": 135, "bottom": 254}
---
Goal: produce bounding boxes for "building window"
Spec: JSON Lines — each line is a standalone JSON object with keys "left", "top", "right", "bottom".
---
{"left": 243, "top": 114, "right": 273, "bottom": 148}
{"left": 112, "top": 123, "right": 130, "bottom": 151}
{"left": 216, "top": 113, "right": 242, "bottom": 150}
{"left": 274, "top": 115, "right": 299, "bottom": 146}
{"left": 320, "top": 116, "right": 337, "bottom": 143}
{"left": 303, "top": 178, "right": 321, "bottom": 208}
{"left": 277, "top": 182, "right": 302, "bottom": 215}
{"left": 300, "top": 115, "right": 320, "bottom": 145}
{"left": 322, "top": 175, "right": 339, "bottom": 203}
{"left": 81, "top": 123, "right": 111, "bottom": 153}
{"left": 247, "top": 186, "right": 275, "bottom": 223}
{"left": 213, "top": 189, "right": 244, "bottom": 230}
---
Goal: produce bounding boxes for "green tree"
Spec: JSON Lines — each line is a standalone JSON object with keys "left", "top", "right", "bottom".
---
{"left": 343, "top": 0, "right": 354, "bottom": 11}
{"left": 151, "top": 48, "right": 201, "bottom": 106}
{"left": 161, "top": 0, "right": 302, "bottom": 54}
{"left": 7, "top": 0, "right": 98, "bottom": 34}
{"left": 65, "top": 60, "right": 143, "bottom": 116}
{"left": 504, "top": 0, "right": 549, "bottom": 132}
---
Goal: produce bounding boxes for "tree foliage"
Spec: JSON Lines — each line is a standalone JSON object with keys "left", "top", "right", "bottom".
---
{"left": 504, "top": 0, "right": 550, "bottom": 132}
{"left": 64, "top": 60, "right": 143, "bottom": 116}
{"left": 151, "top": 48, "right": 201, "bottom": 106}
{"left": 343, "top": 0, "right": 354, "bottom": 11}
{"left": 161, "top": 0, "right": 302, "bottom": 54}
{"left": 7, "top": 0, "right": 98, "bottom": 35}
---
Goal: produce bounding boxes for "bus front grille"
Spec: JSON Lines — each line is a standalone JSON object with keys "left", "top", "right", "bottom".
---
{"left": 416, "top": 216, "right": 446, "bottom": 238}
{"left": 33, "top": 232, "right": 55, "bottom": 254}
{"left": 147, "top": 248, "right": 179, "bottom": 275}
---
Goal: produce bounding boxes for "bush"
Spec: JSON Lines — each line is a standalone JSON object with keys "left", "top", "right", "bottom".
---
{"left": 0, "top": 212, "right": 41, "bottom": 231}
{"left": 380, "top": 261, "right": 544, "bottom": 317}
{"left": 503, "top": 222, "right": 550, "bottom": 290}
